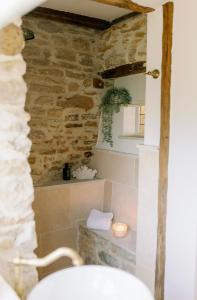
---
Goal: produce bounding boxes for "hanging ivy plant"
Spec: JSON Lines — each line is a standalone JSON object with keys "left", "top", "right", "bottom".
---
{"left": 100, "top": 87, "right": 132, "bottom": 147}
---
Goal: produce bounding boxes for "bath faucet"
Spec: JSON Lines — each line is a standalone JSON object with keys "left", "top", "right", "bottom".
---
{"left": 10, "top": 247, "right": 83, "bottom": 300}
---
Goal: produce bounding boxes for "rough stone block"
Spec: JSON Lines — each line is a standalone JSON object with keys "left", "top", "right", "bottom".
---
{"left": 37, "top": 21, "right": 63, "bottom": 33}
{"left": 65, "top": 123, "right": 83, "bottom": 128}
{"left": 66, "top": 70, "right": 86, "bottom": 80}
{"left": 98, "top": 251, "right": 119, "bottom": 267}
{"left": 68, "top": 82, "right": 80, "bottom": 92}
{"left": 36, "top": 69, "right": 64, "bottom": 78}
{"left": 78, "top": 223, "right": 136, "bottom": 275}
{"left": 0, "top": 24, "right": 24, "bottom": 55}
{"left": 85, "top": 121, "right": 97, "bottom": 127}
{"left": 55, "top": 48, "right": 76, "bottom": 61}
{"left": 78, "top": 54, "right": 94, "bottom": 67}
{"left": 65, "top": 114, "right": 79, "bottom": 121}
{"left": 23, "top": 46, "right": 42, "bottom": 57}
{"left": 65, "top": 96, "right": 94, "bottom": 111}
{"left": 34, "top": 96, "right": 55, "bottom": 106}
{"left": 72, "top": 37, "right": 90, "bottom": 52}
{"left": 29, "top": 84, "right": 65, "bottom": 94}
{"left": 47, "top": 109, "right": 63, "bottom": 118}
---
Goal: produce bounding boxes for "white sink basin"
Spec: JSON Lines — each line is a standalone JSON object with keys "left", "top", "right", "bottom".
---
{"left": 28, "top": 266, "right": 154, "bottom": 300}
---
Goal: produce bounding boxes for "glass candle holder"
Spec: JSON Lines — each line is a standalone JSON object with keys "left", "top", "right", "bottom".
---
{"left": 112, "top": 223, "right": 128, "bottom": 238}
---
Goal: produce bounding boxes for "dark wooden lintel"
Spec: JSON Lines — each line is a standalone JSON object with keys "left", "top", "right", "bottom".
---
{"left": 28, "top": 7, "right": 111, "bottom": 30}
{"left": 27, "top": 7, "right": 143, "bottom": 31}
{"left": 98, "top": 61, "right": 146, "bottom": 79}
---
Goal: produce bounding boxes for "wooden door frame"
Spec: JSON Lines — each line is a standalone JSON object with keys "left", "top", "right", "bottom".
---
{"left": 154, "top": 3, "right": 173, "bottom": 300}
{"left": 93, "top": 1, "right": 174, "bottom": 300}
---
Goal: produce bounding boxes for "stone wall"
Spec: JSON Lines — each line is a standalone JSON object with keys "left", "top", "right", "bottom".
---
{"left": 78, "top": 222, "right": 136, "bottom": 274}
{"left": 23, "top": 12, "right": 147, "bottom": 186}
{"left": 0, "top": 21, "right": 37, "bottom": 296}
{"left": 96, "top": 14, "right": 147, "bottom": 72}
{"left": 23, "top": 14, "right": 104, "bottom": 185}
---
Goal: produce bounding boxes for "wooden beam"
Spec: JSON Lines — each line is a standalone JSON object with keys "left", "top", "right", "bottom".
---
{"left": 91, "top": 0, "right": 154, "bottom": 13}
{"left": 155, "top": 3, "right": 174, "bottom": 300}
{"left": 98, "top": 61, "right": 146, "bottom": 79}
{"left": 28, "top": 7, "right": 111, "bottom": 30}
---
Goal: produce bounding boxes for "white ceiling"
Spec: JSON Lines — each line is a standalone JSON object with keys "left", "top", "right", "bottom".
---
{"left": 42, "top": 0, "right": 132, "bottom": 21}
{"left": 134, "top": 0, "right": 168, "bottom": 8}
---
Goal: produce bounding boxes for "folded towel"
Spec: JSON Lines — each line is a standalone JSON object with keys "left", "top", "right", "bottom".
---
{"left": 87, "top": 209, "right": 113, "bottom": 231}
{"left": 0, "top": 275, "right": 20, "bottom": 300}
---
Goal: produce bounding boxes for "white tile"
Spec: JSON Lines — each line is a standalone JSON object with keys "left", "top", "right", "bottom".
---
{"left": 91, "top": 149, "right": 138, "bottom": 188}
{"left": 111, "top": 182, "right": 138, "bottom": 231}
{"left": 69, "top": 180, "right": 105, "bottom": 226}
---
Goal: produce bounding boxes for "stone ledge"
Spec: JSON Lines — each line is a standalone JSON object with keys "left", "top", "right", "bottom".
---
{"left": 34, "top": 178, "right": 105, "bottom": 188}
{"left": 77, "top": 221, "right": 136, "bottom": 275}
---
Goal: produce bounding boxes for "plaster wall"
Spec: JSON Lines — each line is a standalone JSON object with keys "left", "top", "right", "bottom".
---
{"left": 136, "top": 2, "right": 197, "bottom": 300}
{"left": 135, "top": 7, "right": 162, "bottom": 293}
{"left": 165, "top": 1, "right": 197, "bottom": 299}
{"left": 96, "top": 74, "right": 145, "bottom": 154}
{"left": 144, "top": 7, "right": 162, "bottom": 147}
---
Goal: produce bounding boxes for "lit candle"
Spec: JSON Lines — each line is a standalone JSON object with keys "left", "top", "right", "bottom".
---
{"left": 112, "top": 223, "right": 128, "bottom": 238}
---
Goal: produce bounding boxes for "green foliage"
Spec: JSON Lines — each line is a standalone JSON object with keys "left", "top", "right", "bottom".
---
{"left": 100, "top": 87, "right": 132, "bottom": 147}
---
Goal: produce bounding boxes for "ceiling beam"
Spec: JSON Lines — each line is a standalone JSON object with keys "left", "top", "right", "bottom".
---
{"left": 91, "top": 0, "right": 154, "bottom": 13}
{"left": 98, "top": 61, "right": 146, "bottom": 79}
{"left": 27, "top": 6, "right": 143, "bottom": 31}
{"left": 28, "top": 7, "right": 111, "bottom": 30}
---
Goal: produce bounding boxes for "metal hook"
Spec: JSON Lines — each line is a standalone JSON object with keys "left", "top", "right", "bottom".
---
{"left": 145, "top": 69, "right": 160, "bottom": 79}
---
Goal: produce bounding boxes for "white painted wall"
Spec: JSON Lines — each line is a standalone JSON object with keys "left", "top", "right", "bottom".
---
{"left": 115, "top": 74, "right": 146, "bottom": 106}
{"left": 144, "top": 7, "right": 162, "bottom": 147}
{"left": 96, "top": 107, "right": 143, "bottom": 155}
{"left": 135, "top": 0, "right": 169, "bottom": 9}
{"left": 136, "top": 7, "right": 162, "bottom": 293}
{"left": 136, "top": 145, "right": 159, "bottom": 292}
{"left": 165, "top": 1, "right": 197, "bottom": 299}
{"left": 96, "top": 74, "right": 146, "bottom": 154}
{"left": 136, "top": 1, "right": 197, "bottom": 299}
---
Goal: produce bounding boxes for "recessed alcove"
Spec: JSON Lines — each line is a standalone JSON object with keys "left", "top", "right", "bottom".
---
{"left": 22, "top": 1, "right": 147, "bottom": 283}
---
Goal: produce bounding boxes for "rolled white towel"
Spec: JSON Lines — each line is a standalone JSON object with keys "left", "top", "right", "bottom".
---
{"left": 87, "top": 209, "right": 113, "bottom": 231}
{"left": 0, "top": 275, "right": 20, "bottom": 300}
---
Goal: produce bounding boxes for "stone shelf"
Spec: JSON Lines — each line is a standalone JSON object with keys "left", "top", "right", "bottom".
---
{"left": 34, "top": 178, "right": 104, "bottom": 188}
{"left": 77, "top": 221, "right": 136, "bottom": 275}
